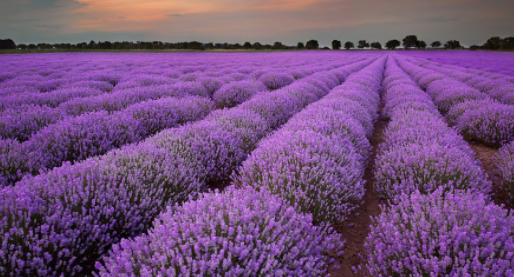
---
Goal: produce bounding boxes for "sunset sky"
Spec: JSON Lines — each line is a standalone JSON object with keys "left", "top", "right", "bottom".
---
{"left": 1, "top": 0, "right": 513, "bottom": 46}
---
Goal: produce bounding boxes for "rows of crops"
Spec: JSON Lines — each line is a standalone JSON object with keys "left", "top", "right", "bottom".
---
{"left": 0, "top": 51, "right": 513, "bottom": 276}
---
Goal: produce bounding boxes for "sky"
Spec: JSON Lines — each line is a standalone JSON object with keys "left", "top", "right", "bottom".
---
{"left": 0, "top": 0, "right": 513, "bottom": 46}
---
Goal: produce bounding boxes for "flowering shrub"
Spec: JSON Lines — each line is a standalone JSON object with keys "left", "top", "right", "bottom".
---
{"left": 0, "top": 87, "right": 106, "bottom": 110}
{"left": 258, "top": 72, "right": 295, "bottom": 90}
{"left": 375, "top": 142, "right": 491, "bottom": 200}
{"left": 213, "top": 80, "right": 267, "bottom": 108}
{"left": 494, "top": 141, "right": 514, "bottom": 207}
{"left": 236, "top": 58, "right": 384, "bottom": 224}
{"left": 456, "top": 102, "right": 513, "bottom": 146}
{"left": 125, "top": 96, "right": 214, "bottom": 134}
{"left": 0, "top": 143, "right": 202, "bottom": 276}
{"left": 0, "top": 104, "right": 64, "bottom": 141}
{"left": 426, "top": 79, "right": 485, "bottom": 113}
{"left": 58, "top": 82, "right": 208, "bottom": 115}
{"left": 446, "top": 98, "right": 497, "bottom": 125}
{"left": 237, "top": 130, "right": 365, "bottom": 224}
{"left": 96, "top": 187, "right": 344, "bottom": 276}
{"left": 365, "top": 189, "right": 514, "bottom": 276}
{"left": 0, "top": 139, "right": 33, "bottom": 187}
{"left": 376, "top": 57, "right": 490, "bottom": 200}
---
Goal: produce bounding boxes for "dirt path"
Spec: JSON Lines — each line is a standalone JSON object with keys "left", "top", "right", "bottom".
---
{"left": 469, "top": 142, "right": 510, "bottom": 207}
{"left": 329, "top": 118, "right": 388, "bottom": 277}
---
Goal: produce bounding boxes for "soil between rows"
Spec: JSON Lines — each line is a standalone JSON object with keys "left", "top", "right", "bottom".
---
{"left": 469, "top": 142, "right": 511, "bottom": 208}
{"left": 329, "top": 118, "right": 388, "bottom": 277}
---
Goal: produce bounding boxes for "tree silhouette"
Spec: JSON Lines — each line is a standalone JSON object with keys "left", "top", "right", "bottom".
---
{"left": 402, "top": 35, "right": 419, "bottom": 48}
{"left": 370, "top": 42, "right": 382, "bottom": 49}
{"left": 305, "top": 40, "right": 319, "bottom": 49}
{"left": 0, "top": 39, "right": 16, "bottom": 49}
{"left": 430, "top": 41, "right": 441, "bottom": 48}
{"left": 331, "top": 40, "right": 341, "bottom": 50}
{"left": 357, "top": 40, "right": 369, "bottom": 49}
{"left": 444, "top": 40, "right": 462, "bottom": 49}
{"left": 385, "top": 39, "right": 400, "bottom": 50}
{"left": 344, "top": 41, "right": 354, "bottom": 50}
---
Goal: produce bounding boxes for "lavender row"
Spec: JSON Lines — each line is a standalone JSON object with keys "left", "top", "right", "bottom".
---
{"left": 18, "top": 70, "right": 317, "bottom": 176}
{"left": 365, "top": 57, "right": 513, "bottom": 276}
{"left": 494, "top": 141, "right": 514, "bottom": 207}
{"left": 0, "top": 58, "right": 372, "bottom": 276}
{"left": 365, "top": 189, "right": 513, "bottom": 276}
{"left": 375, "top": 56, "right": 491, "bottom": 200}
{"left": 0, "top": 95, "right": 214, "bottom": 187}
{"left": 0, "top": 52, "right": 350, "bottom": 99}
{"left": 95, "top": 58, "right": 384, "bottom": 276}
{"left": 1, "top": 70, "right": 302, "bottom": 183}
{"left": 409, "top": 56, "right": 514, "bottom": 104}
{"left": 235, "top": 58, "right": 385, "bottom": 225}
{"left": 396, "top": 57, "right": 513, "bottom": 147}
{"left": 0, "top": 64, "right": 330, "bottom": 141}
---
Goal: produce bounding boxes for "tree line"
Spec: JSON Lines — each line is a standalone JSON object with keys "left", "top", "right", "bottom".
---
{"left": 0, "top": 35, "right": 513, "bottom": 51}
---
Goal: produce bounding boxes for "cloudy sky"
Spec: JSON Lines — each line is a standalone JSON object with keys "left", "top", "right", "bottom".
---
{"left": 0, "top": 0, "right": 513, "bottom": 46}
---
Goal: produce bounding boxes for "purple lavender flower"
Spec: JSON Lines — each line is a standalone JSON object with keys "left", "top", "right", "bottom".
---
{"left": 96, "top": 187, "right": 344, "bottom": 276}
{"left": 0, "top": 105, "right": 64, "bottom": 141}
{"left": 494, "top": 141, "right": 514, "bottom": 207}
{"left": 213, "top": 80, "right": 267, "bottom": 108}
{"left": 456, "top": 102, "right": 513, "bottom": 146}
{"left": 236, "top": 130, "right": 365, "bottom": 224}
{"left": 258, "top": 72, "right": 295, "bottom": 90}
{"left": 365, "top": 189, "right": 513, "bottom": 276}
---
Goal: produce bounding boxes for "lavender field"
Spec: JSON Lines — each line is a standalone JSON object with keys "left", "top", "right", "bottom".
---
{"left": 0, "top": 51, "right": 513, "bottom": 276}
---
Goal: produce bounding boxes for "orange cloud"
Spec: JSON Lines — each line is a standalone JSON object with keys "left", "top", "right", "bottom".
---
{"left": 71, "top": 0, "right": 318, "bottom": 31}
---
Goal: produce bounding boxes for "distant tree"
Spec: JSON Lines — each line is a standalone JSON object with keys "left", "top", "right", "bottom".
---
{"left": 416, "top": 40, "right": 426, "bottom": 49}
{"left": 469, "top": 45, "right": 481, "bottom": 50}
{"left": 321, "top": 46, "right": 330, "bottom": 50}
{"left": 0, "top": 39, "right": 16, "bottom": 49}
{"left": 502, "top": 37, "right": 514, "bottom": 50}
{"left": 243, "top": 42, "right": 252, "bottom": 48}
{"left": 305, "top": 40, "right": 319, "bottom": 49}
{"left": 297, "top": 42, "right": 305, "bottom": 49}
{"left": 444, "top": 40, "right": 462, "bottom": 49}
{"left": 402, "top": 35, "right": 418, "bottom": 49}
{"left": 385, "top": 39, "right": 400, "bottom": 50}
{"left": 370, "top": 42, "right": 382, "bottom": 49}
{"left": 430, "top": 41, "right": 442, "bottom": 48}
{"left": 482, "top": 36, "right": 513, "bottom": 50}
{"left": 483, "top": 36, "right": 502, "bottom": 49}
{"left": 357, "top": 40, "right": 369, "bottom": 49}
{"left": 331, "top": 40, "right": 341, "bottom": 50}
{"left": 273, "top": 41, "right": 285, "bottom": 49}
{"left": 253, "top": 42, "right": 263, "bottom": 50}
{"left": 344, "top": 41, "right": 354, "bottom": 50}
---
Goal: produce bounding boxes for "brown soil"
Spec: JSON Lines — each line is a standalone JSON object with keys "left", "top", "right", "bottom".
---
{"left": 469, "top": 142, "right": 511, "bottom": 207}
{"left": 329, "top": 118, "right": 388, "bottom": 277}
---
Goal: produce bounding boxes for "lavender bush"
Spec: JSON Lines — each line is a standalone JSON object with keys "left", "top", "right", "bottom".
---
{"left": 96, "top": 187, "right": 344, "bottom": 276}
{"left": 365, "top": 189, "right": 513, "bottom": 276}
{"left": 494, "top": 141, "right": 514, "bottom": 207}
{"left": 213, "top": 80, "right": 267, "bottom": 108}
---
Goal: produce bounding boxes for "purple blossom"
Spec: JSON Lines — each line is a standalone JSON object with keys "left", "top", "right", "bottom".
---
{"left": 494, "top": 141, "right": 514, "bottom": 207}
{"left": 213, "top": 80, "right": 267, "bottom": 108}
{"left": 456, "top": 102, "right": 513, "bottom": 146}
{"left": 258, "top": 72, "right": 295, "bottom": 90}
{"left": 365, "top": 189, "right": 514, "bottom": 276}
{"left": 96, "top": 187, "right": 344, "bottom": 276}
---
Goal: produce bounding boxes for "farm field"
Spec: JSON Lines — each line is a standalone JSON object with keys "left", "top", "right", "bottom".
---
{"left": 0, "top": 51, "right": 514, "bottom": 276}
